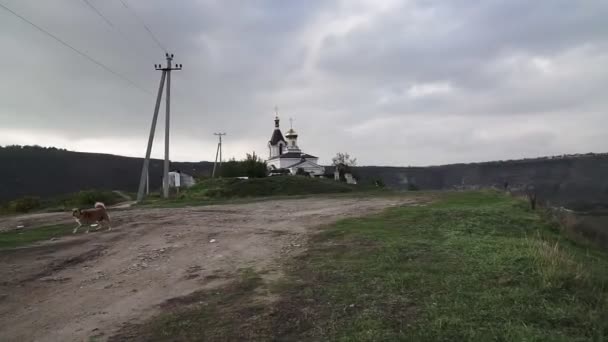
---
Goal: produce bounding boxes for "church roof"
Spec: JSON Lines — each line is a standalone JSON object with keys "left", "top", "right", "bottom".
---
{"left": 288, "top": 159, "right": 323, "bottom": 168}
{"left": 269, "top": 129, "right": 286, "bottom": 145}
{"left": 268, "top": 152, "right": 317, "bottom": 160}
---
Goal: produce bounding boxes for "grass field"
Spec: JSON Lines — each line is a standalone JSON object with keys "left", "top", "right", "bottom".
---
{"left": 185, "top": 176, "right": 362, "bottom": 197}
{"left": 141, "top": 176, "right": 383, "bottom": 207}
{"left": 120, "top": 191, "right": 608, "bottom": 341}
{"left": 0, "top": 223, "right": 76, "bottom": 250}
{"left": 0, "top": 190, "right": 126, "bottom": 216}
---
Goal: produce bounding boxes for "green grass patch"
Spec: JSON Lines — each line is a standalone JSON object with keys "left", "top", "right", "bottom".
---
{"left": 110, "top": 268, "right": 267, "bottom": 342}
{"left": 0, "top": 190, "right": 126, "bottom": 215}
{"left": 0, "top": 223, "right": 77, "bottom": 249}
{"left": 42, "top": 190, "right": 125, "bottom": 211}
{"left": 187, "top": 176, "right": 359, "bottom": 198}
{"left": 275, "top": 191, "right": 608, "bottom": 341}
{"left": 112, "top": 191, "right": 608, "bottom": 341}
{"left": 140, "top": 176, "right": 385, "bottom": 207}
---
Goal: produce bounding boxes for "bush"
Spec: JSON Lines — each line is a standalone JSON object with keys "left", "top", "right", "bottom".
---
{"left": 269, "top": 168, "right": 291, "bottom": 176}
{"left": 71, "top": 190, "right": 119, "bottom": 207}
{"left": 244, "top": 152, "right": 268, "bottom": 178}
{"left": 373, "top": 179, "right": 385, "bottom": 188}
{"left": 0, "top": 190, "right": 124, "bottom": 215}
{"left": 10, "top": 196, "right": 41, "bottom": 213}
{"left": 0, "top": 201, "right": 8, "bottom": 214}
{"left": 220, "top": 152, "right": 268, "bottom": 178}
{"left": 296, "top": 168, "right": 309, "bottom": 176}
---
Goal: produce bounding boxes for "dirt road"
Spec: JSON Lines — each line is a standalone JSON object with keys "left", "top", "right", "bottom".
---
{"left": 0, "top": 197, "right": 413, "bottom": 342}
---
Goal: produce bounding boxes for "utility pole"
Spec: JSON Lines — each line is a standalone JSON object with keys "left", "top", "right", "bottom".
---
{"left": 136, "top": 53, "right": 182, "bottom": 202}
{"left": 212, "top": 133, "right": 226, "bottom": 178}
{"left": 146, "top": 169, "right": 149, "bottom": 195}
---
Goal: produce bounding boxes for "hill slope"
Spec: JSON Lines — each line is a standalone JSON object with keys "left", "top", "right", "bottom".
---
{"left": 184, "top": 176, "right": 358, "bottom": 199}
{"left": 351, "top": 154, "right": 608, "bottom": 209}
{"left": 2, "top": 146, "right": 608, "bottom": 209}
{"left": 0, "top": 146, "right": 213, "bottom": 201}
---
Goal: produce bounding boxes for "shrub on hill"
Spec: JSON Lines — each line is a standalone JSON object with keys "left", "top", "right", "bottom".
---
{"left": 220, "top": 152, "right": 267, "bottom": 178}
{"left": 69, "top": 190, "right": 121, "bottom": 207}
{"left": 183, "top": 176, "right": 356, "bottom": 200}
{"left": 0, "top": 190, "right": 124, "bottom": 215}
{"left": 10, "top": 196, "right": 41, "bottom": 213}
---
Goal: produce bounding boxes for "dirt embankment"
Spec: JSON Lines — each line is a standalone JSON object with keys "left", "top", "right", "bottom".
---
{"left": 0, "top": 197, "right": 413, "bottom": 342}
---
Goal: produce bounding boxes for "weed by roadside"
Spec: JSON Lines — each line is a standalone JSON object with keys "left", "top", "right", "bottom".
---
{"left": 0, "top": 223, "right": 79, "bottom": 249}
{"left": 0, "top": 190, "right": 125, "bottom": 216}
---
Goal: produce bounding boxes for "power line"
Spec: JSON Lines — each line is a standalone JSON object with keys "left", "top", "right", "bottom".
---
{"left": 81, "top": 0, "right": 115, "bottom": 29}
{"left": 118, "top": 0, "right": 167, "bottom": 53}
{"left": 80, "top": 0, "right": 154, "bottom": 61}
{"left": 0, "top": 2, "right": 153, "bottom": 96}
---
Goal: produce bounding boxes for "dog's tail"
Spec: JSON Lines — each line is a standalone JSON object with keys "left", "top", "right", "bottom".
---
{"left": 95, "top": 202, "right": 106, "bottom": 209}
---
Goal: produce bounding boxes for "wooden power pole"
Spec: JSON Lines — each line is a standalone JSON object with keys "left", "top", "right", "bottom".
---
{"left": 212, "top": 133, "right": 226, "bottom": 178}
{"left": 137, "top": 53, "right": 182, "bottom": 202}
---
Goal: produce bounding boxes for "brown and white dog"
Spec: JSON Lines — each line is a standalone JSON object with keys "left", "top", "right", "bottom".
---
{"left": 72, "top": 202, "right": 111, "bottom": 234}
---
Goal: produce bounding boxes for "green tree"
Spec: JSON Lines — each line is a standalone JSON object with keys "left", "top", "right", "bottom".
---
{"left": 219, "top": 158, "right": 242, "bottom": 178}
{"left": 244, "top": 152, "right": 267, "bottom": 178}
{"left": 220, "top": 152, "right": 268, "bottom": 178}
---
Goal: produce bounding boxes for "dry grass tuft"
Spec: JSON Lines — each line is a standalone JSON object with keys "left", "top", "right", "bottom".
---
{"left": 527, "top": 238, "right": 588, "bottom": 288}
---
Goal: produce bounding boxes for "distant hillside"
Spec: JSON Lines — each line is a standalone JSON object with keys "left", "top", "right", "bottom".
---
{"left": 0, "top": 145, "right": 214, "bottom": 201}
{"left": 350, "top": 153, "right": 608, "bottom": 210}
{"left": 2, "top": 146, "right": 608, "bottom": 209}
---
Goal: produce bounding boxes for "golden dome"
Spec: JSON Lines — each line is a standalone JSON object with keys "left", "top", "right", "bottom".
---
{"left": 285, "top": 128, "right": 298, "bottom": 137}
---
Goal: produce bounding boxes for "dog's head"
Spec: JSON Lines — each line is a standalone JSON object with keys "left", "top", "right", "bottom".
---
{"left": 72, "top": 208, "right": 82, "bottom": 218}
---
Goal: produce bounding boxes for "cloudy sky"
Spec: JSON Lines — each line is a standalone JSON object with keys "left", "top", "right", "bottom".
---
{"left": 1, "top": 0, "right": 607, "bottom": 166}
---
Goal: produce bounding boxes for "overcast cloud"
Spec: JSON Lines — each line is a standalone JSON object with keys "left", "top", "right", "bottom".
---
{"left": 1, "top": 0, "right": 607, "bottom": 166}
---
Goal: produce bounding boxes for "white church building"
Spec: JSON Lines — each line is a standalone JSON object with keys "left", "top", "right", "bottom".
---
{"left": 267, "top": 116, "right": 325, "bottom": 177}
